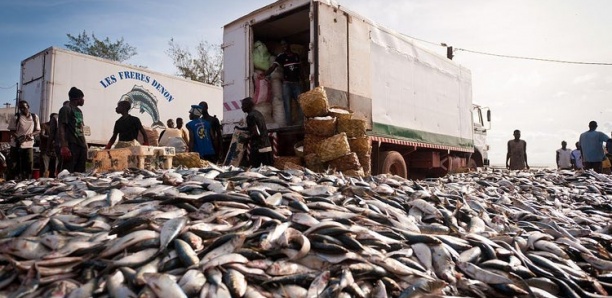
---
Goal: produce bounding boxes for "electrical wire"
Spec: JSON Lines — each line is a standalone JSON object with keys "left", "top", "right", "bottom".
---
{"left": 0, "top": 84, "right": 17, "bottom": 89}
{"left": 399, "top": 32, "right": 612, "bottom": 66}
{"left": 399, "top": 32, "right": 441, "bottom": 47}
{"left": 455, "top": 48, "right": 612, "bottom": 66}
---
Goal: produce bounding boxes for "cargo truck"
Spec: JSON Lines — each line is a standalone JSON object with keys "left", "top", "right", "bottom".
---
{"left": 222, "top": 0, "right": 491, "bottom": 178}
{"left": 20, "top": 47, "right": 223, "bottom": 146}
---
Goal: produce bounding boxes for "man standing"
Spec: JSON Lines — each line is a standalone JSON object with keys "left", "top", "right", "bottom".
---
{"left": 579, "top": 121, "right": 610, "bottom": 173}
{"left": 506, "top": 129, "right": 529, "bottom": 170}
{"left": 240, "top": 97, "right": 273, "bottom": 167}
{"left": 48, "top": 102, "right": 68, "bottom": 172}
{"left": 571, "top": 142, "right": 583, "bottom": 170}
{"left": 265, "top": 39, "right": 303, "bottom": 125}
{"left": 7, "top": 100, "right": 40, "bottom": 180}
{"left": 176, "top": 117, "right": 190, "bottom": 145}
{"left": 58, "top": 87, "right": 87, "bottom": 173}
{"left": 39, "top": 113, "right": 57, "bottom": 178}
{"left": 105, "top": 101, "right": 149, "bottom": 149}
{"left": 556, "top": 141, "right": 572, "bottom": 170}
{"left": 199, "top": 101, "right": 223, "bottom": 162}
{"left": 158, "top": 119, "right": 186, "bottom": 152}
{"left": 186, "top": 105, "right": 217, "bottom": 162}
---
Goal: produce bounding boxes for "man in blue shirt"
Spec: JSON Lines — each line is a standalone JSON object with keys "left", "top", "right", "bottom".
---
{"left": 199, "top": 101, "right": 223, "bottom": 162}
{"left": 579, "top": 121, "right": 610, "bottom": 173}
{"left": 186, "top": 105, "right": 217, "bottom": 162}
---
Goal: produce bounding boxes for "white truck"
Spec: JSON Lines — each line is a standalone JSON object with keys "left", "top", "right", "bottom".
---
{"left": 20, "top": 47, "right": 223, "bottom": 146}
{"left": 222, "top": 0, "right": 491, "bottom": 178}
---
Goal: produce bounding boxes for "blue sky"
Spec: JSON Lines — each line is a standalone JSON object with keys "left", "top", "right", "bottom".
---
{"left": 2, "top": 0, "right": 612, "bottom": 167}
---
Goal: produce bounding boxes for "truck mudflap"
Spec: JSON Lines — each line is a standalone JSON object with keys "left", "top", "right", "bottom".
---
{"left": 369, "top": 136, "right": 473, "bottom": 153}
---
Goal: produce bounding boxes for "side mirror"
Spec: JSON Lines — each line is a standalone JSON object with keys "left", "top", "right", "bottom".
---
{"left": 486, "top": 110, "right": 491, "bottom": 122}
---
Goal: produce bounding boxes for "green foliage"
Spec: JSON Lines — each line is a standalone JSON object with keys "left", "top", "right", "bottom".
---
{"left": 166, "top": 38, "right": 222, "bottom": 86}
{"left": 65, "top": 30, "right": 137, "bottom": 62}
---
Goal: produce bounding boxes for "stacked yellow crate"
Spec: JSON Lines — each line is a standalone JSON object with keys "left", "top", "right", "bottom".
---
{"left": 293, "top": 87, "right": 371, "bottom": 177}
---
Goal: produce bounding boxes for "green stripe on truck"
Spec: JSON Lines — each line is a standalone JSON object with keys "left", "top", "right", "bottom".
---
{"left": 372, "top": 122, "right": 474, "bottom": 150}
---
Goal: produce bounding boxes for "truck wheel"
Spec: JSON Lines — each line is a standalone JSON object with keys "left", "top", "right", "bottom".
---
{"left": 379, "top": 151, "right": 407, "bottom": 178}
{"left": 468, "top": 158, "right": 478, "bottom": 170}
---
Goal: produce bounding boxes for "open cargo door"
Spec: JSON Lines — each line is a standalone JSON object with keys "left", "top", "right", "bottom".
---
{"left": 222, "top": 22, "right": 251, "bottom": 134}
{"left": 20, "top": 50, "right": 48, "bottom": 122}
{"left": 315, "top": 2, "right": 372, "bottom": 127}
{"left": 315, "top": 1, "right": 348, "bottom": 107}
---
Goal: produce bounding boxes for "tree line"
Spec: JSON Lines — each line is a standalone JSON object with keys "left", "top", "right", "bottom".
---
{"left": 65, "top": 31, "right": 222, "bottom": 86}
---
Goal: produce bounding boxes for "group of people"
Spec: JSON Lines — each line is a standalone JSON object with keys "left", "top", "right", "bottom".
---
{"left": 170, "top": 98, "right": 273, "bottom": 166}
{"left": 555, "top": 141, "right": 583, "bottom": 170}
{"left": 4, "top": 39, "right": 304, "bottom": 180}
{"left": 506, "top": 121, "right": 612, "bottom": 173}
{"left": 177, "top": 97, "right": 273, "bottom": 167}
{"left": 4, "top": 84, "right": 275, "bottom": 181}
{"left": 8, "top": 87, "right": 88, "bottom": 179}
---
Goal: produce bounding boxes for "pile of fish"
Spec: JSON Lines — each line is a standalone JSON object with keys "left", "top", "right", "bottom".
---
{"left": 0, "top": 166, "right": 611, "bottom": 298}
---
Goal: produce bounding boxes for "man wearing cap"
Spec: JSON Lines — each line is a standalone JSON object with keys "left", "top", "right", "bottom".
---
{"left": 58, "top": 87, "right": 88, "bottom": 173}
{"left": 186, "top": 104, "right": 218, "bottom": 162}
{"left": 265, "top": 39, "right": 304, "bottom": 125}
{"left": 579, "top": 120, "right": 610, "bottom": 173}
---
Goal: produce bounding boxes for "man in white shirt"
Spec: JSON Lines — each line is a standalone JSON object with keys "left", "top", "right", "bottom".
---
{"left": 8, "top": 100, "right": 40, "bottom": 180}
{"left": 571, "top": 142, "right": 583, "bottom": 170}
{"left": 556, "top": 141, "right": 572, "bottom": 170}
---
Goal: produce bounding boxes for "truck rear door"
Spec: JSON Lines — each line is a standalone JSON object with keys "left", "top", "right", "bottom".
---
{"left": 315, "top": 2, "right": 372, "bottom": 126}
{"left": 222, "top": 22, "right": 250, "bottom": 135}
{"left": 21, "top": 51, "right": 48, "bottom": 122}
{"left": 314, "top": 1, "right": 348, "bottom": 107}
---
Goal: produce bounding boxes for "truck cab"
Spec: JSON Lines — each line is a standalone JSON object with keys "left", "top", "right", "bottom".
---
{"left": 472, "top": 104, "right": 491, "bottom": 167}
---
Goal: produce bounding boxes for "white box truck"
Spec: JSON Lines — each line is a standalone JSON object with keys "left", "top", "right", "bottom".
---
{"left": 222, "top": 0, "right": 490, "bottom": 178}
{"left": 20, "top": 47, "right": 222, "bottom": 146}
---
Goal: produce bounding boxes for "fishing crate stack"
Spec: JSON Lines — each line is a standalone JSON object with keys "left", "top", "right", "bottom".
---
{"left": 275, "top": 87, "right": 371, "bottom": 176}
{"left": 89, "top": 146, "right": 176, "bottom": 172}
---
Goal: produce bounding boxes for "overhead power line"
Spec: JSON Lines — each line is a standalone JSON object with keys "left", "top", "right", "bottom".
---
{"left": 399, "top": 32, "right": 612, "bottom": 65}
{"left": 0, "top": 84, "right": 17, "bottom": 89}
{"left": 455, "top": 48, "right": 612, "bottom": 66}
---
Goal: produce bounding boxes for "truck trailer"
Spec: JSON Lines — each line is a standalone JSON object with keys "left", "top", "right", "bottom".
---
{"left": 20, "top": 47, "right": 223, "bottom": 146}
{"left": 222, "top": 0, "right": 490, "bottom": 178}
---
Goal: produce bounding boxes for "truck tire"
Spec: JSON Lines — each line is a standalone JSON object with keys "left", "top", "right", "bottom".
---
{"left": 379, "top": 151, "right": 407, "bottom": 178}
{"left": 468, "top": 158, "right": 478, "bottom": 170}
